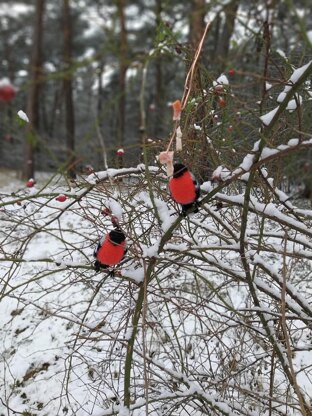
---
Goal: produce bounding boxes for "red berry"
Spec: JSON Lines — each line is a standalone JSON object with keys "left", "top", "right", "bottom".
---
{"left": 117, "top": 148, "right": 124, "bottom": 156}
{"left": 56, "top": 194, "right": 67, "bottom": 202}
{"left": 229, "top": 68, "right": 236, "bottom": 76}
{"left": 111, "top": 215, "right": 119, "bottom": 226}
{"left": 84, "top": 164, "right": 94, "bottom": 174}
{"left": 102, "top": 207, "right": 112, "bottom": 216}
{"left": 0, "top": 83, "right": 16, "bottom": 103}
{"left": 218, "top": 97, "right": 226, "bottom": 108}
{"left": 214, "top": 85, "right": 224, "bottom": 95}
{"left": 26, "top": 179, "right": 35, "bottom": 188}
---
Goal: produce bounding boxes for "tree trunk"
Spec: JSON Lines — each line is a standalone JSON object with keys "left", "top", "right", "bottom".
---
{"left": 22, "top": 0, "right": 45, "bottom": 180}
{"left": 63, "top": 0, "right": 76, "bottom": 179}
{"left": 97, "top": 59, "right": 104, "bottom": 115}
{"left": 153, "top": 0, "right": 165, "bottom": 139}
{"left": 189, "top": 0, "right": 206, "bottom": 48}
{"left": 116, "top": 0, "right": 128, "bottom": 167}
{"left": 215, "top": 0, "right": 239, "bottom": 71}
{"left": 48, "top": 86, "right": 61, "bottom": 138}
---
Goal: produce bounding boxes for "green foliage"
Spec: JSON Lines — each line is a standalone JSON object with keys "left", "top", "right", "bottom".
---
{"left": 154, "top": 19, "right": 179, "bottom": 46}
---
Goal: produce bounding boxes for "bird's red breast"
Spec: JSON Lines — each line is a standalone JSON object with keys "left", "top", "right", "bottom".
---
{"left": 169, "top": 171, "right": 197, "bottom": 204}
{"left": 96, "top": 235, "right": 126, "bottom": 266}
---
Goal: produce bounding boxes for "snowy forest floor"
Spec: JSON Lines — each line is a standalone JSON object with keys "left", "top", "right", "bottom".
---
{"left": 0, "top": 167, "right": 312, "bottom": 416}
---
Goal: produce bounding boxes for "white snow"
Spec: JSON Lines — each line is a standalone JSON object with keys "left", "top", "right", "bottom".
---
{"left": 121, "top": 267, "right": 144, "bottom": 283}
{"left": 142, "top": 240, "right": 160, "bottom": 258}
{"left": 239, "top": 153, "right": 255, "bottom": 171}
{"left": 276, "top": 61, "right": 311, "bottom": 111}
{"left": 286, "top": 95, "right": 302, "bottom": 111}
{"left": 259, "top": 106, "right": 279, "bottom": 126}
{"left": 260, "top": 147, "right": 278, "bottom": 159}
{"left": 0, "top": 77, "right": 14, "bottom": 87}
{"left": 0, "top": 165, "right": 312, "bottom": 416}
{"left": 277, "top": 92, "right": 286, "bottom": 103}
{"left": 200, "top": 181, "right": 213, "bottom": 193}
{"left": 17, "top": 110, "right": 29, "bottom": 123}
{"left": 284, "top": 138, "right": 299, "bottom": 147}
{"left": 215, "top": 74, "right": 229, "bottom": 85}
{"left": 212, "top": 166, "right": 231, "bottom": 181}
{"left": 276, "top": 49, "right": 287, "bottom": 59}
{"left": 0, "top": 3, "right": 32, "bottom": 17}
{"left": 259, "top": 138, "right": 301, "bottom": 161}
{"left": 86, "top": 165, "right": 159, "bottom": 184}
{"left": 118, "top": 405, "right": 130, "bottom": 416}
{"left": 108, "top": 198, "right": 123, "bottom": 220}
{"left": 289, "top": 61, "right": 312, "bottom": 84}
{"left": 154, "top": 197, "right": 175, "bottom": 232}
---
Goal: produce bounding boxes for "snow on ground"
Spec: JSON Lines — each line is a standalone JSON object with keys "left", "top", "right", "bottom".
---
{"left": 0, "top": 168, "right": 312, "bottom": 415}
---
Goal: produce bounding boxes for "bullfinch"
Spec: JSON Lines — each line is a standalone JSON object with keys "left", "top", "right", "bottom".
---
{"left": 169, "top": 163, "right": 200, "bottom": 214}
{"left": 94, "top": 229, "right": 127, "bottom": 272}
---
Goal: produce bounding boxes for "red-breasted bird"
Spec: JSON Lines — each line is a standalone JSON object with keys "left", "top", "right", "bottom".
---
{"left": 169, "top": 163, "right": 200, "bottom": 215}
{"left": 94, "top": 229, "right": 127, "bottom": 272}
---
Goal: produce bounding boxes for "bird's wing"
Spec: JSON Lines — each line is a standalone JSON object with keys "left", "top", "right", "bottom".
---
{"left": 94, "top": 236, "right": 105, "bottom": 257}
{"left": 190, "top": 172, "right": 201, "bottom": 198}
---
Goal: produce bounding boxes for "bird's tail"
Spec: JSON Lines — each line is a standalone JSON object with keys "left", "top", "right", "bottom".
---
{"left": 181, "top": 201, "right": 201, "bottom": 216}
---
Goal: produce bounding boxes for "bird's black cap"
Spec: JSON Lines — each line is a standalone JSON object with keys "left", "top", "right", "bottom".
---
{"left": 173, "top": 163, "right": 187, "bottom": 178}
{"left": 109, "top": 229, "right": 126, "bottom": 245}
